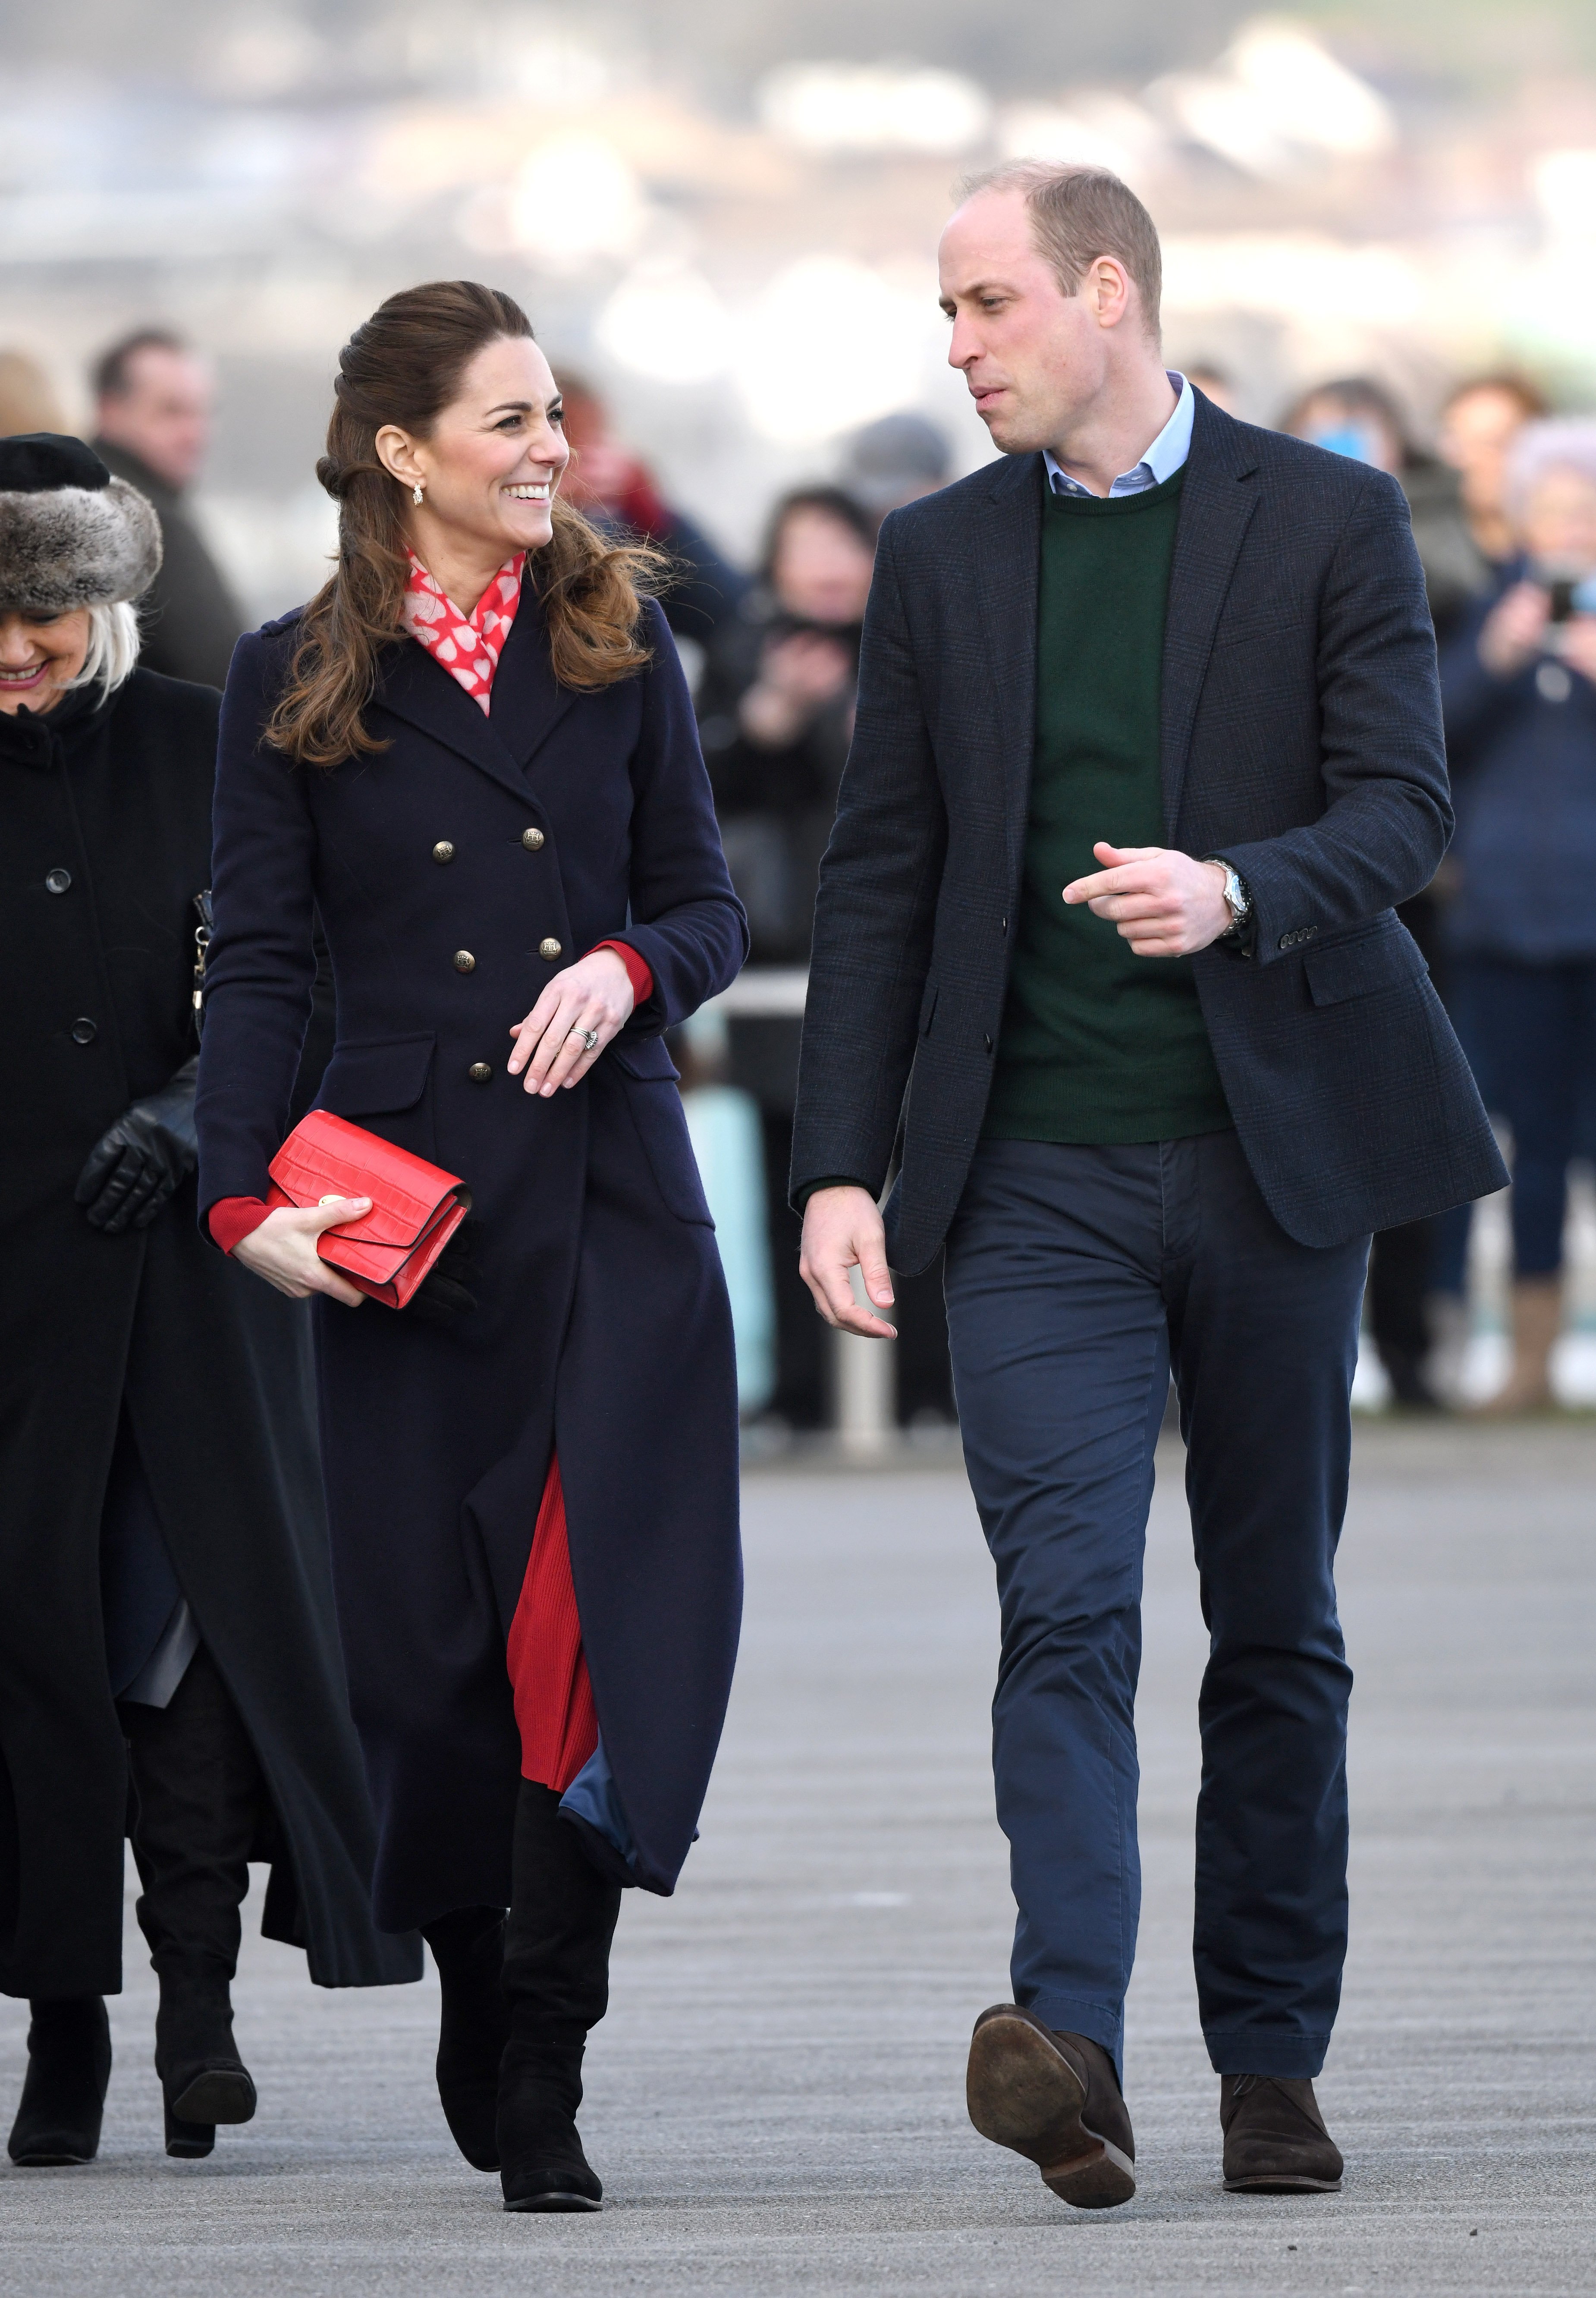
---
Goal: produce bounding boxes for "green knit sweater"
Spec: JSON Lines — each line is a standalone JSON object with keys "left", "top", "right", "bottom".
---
{"left": 983, "top": 465, "right": 1232, "bottom": 1146}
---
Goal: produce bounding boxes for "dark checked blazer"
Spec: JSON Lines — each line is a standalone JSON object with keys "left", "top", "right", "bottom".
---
{"left": 791, "top": 390, "right": 1506, "bottom": 1271}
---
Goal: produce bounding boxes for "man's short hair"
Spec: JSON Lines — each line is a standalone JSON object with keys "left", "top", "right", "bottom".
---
{"left": 92, "top": 329, "right": 189, "bottom": 402}
{"left": 956, "top": 162, "right": 1163, "bottom": 340}
{"left": 1441, "top": 371, "right": 1550, "bottom": 423}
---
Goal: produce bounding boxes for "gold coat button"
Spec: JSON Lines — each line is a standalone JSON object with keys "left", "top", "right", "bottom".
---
{"left": 522, "top": 827, "right": 545, "bottom": 852}
{"left": 453, "top": 949, "right": 476, "bottom": 973}
{"left": 468, "top": 1061, "right": 493, "bottom": 1083}
{"left": 538, "top": 937, "right": 562, "bottom": 961}
{"left": 432, "top": 840, "right": 455, "bottom": 863}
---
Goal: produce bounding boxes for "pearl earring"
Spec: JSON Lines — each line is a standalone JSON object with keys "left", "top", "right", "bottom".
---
{"left": 412, "top": 480, "right": 424, "bottom": 506}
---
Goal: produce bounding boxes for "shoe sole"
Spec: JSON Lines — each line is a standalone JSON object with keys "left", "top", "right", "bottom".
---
{"left": 1224, "top": 2174, "right": 1342, "bottom": 2193}
{"left": 503, "top": 2191, "right": 603, "bottom": 2213}
{"left": 171, "top": 2069, "right": 257, "bottom": 2126}
{"left": 967, "top": 2011, "right": 1136, "bottom": 2210}
{"left": 8, "top": 2147, "right": 96, "bottom": 2167}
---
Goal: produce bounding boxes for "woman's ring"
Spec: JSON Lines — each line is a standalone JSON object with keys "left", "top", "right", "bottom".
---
{"left": 571, "top": 1026, "right": 600, "bottom": 1053}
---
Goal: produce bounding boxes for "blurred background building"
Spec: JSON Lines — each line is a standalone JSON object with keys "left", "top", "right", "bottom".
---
{"left": 4, "top": 0, "right": 1596, "bottom": 623}
{"left": 9, "top": 0, "right": 1596, "bottom": 1429}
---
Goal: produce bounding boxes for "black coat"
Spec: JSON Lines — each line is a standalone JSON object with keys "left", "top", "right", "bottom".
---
{"left": 792, "top": 393, "right": 1508, "bottom": 1270}
{"left": 195, "top": 597, "right": 747, "bottom": 1925}
{"left": 93, "top": 440, "right": 247, "bottom": 689}
{"left": 0, "top": 670, "right": 418, "bottom": 1998}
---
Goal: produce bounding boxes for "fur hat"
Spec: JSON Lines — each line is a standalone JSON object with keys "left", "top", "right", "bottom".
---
{"left": 0, "top": 433, "right": 162, "bottom": 613}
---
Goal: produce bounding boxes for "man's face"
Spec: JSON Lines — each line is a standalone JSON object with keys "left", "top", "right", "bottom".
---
{"left": 97, "top": 347, "right": 213, "bottom": 490}
{"left": 1439, "top": 387, "right": 1532, "bottom": 519}
{"left": 938, "top": 190, "right": 1108, "bottom": 456}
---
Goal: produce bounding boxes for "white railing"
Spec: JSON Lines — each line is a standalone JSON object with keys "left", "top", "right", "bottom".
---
{"left": 701, "top": 965, "right": 811, "bottom": 1018}
{"left": 703, "top": 967, "right": 897, "bottom": 1453}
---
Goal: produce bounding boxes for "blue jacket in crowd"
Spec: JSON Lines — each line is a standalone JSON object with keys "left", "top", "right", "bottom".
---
{"left": 1440, "top": 566, "right": 1596, "bottom": 963}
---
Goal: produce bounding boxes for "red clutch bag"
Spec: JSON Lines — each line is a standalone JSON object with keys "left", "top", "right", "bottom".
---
{"left": 265, "top": 1110, "right": 471, "bottom": 1310}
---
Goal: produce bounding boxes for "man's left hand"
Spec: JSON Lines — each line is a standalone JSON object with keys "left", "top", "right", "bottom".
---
{"left": 1063, "top": 842, "right": 1232, "bottom": 958}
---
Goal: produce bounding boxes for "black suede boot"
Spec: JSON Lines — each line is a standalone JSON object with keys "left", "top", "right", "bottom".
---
{"left": 120, "top": 1648, "right": 262, "bottom": 2158}
{"left": 154, "top": 1965, "right": 257, "bottom": 2157}
{"left": 420, "top": 1904, "right": 509, "bottom": 2171}
{"left": 7, "top": 1997, "right": 113, "bottom": 2166}
{"left": 497, "top": 1781, "right": 622, "bottom": 2213}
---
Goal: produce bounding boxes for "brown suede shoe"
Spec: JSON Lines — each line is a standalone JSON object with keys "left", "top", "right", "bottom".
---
{"left": 1220, "top": 2074, "right": 1343, "bottom": 2192}
{"left": 966, "top": 2004, "right": 1136, "bottom": 2209}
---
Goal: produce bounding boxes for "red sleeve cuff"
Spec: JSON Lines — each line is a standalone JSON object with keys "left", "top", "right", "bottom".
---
{"left": 592, "top": 940, "right": 654, "bottom": 1007}
{"left": 208, "top": 1196, "right": 271, "bottom": 1254}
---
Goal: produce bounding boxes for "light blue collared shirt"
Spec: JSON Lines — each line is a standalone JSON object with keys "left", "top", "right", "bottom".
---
{"left": 1043, "top": 372, "right": 1193, "bottom": 500}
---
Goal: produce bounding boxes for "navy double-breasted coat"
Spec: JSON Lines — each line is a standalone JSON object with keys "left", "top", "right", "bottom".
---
{"left": 195, "top": 594, "right": 747, "bottom": 1928}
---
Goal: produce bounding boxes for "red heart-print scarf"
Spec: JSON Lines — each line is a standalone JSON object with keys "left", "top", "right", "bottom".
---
{"left": 401, "top": 550, "right": 524, "bottom": 713}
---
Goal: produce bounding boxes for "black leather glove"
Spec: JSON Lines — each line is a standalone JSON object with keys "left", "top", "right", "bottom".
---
{"left": 408, "top": 1218, "right": 481, "bottom": 1329}
{"left": 74, "top": 1056, "right": 200, "bottom": 1234}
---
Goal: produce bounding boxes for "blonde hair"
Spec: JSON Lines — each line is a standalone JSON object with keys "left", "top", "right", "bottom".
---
{"left": 67, "top": 600, "right": 141, "bottom": 699}
{"left": 1505, "top": 419, "right": 1596, "bottom": 520}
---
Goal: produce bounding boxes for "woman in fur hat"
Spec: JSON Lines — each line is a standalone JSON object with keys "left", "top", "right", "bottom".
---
{"left": 0, "top": 433, "right": 418, "bottom": 2172}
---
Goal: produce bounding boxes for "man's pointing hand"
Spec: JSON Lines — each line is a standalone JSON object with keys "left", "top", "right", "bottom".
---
{"left": 1063, "top": 841, "right": 1232, "bottom": 959}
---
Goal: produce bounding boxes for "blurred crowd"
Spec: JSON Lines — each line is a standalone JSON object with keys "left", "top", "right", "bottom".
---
{"left": 6, "top": 333, "right": 1595, "bottom": 1428}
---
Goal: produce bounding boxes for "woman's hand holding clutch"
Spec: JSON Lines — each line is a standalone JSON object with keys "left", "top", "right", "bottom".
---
{"left": 507, "top": 947, "right": 635, "bottom": 1097}
{"left": 233, "top": 1198, "right": 371, "bottom": 1305}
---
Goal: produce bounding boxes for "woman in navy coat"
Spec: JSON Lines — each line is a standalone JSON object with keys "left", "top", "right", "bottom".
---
{"left": 194, "top": 282, "right": 746, "bottom": 2212}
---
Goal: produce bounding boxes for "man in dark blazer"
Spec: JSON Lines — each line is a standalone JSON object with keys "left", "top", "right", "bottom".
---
{"left": 792, "top": 163, "right": 1505, "bottom": 2206}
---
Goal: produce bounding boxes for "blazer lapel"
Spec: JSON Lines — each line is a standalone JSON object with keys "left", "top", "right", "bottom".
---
{"left": 973, "top": 452, "right": 1043, "bottom": 891}
{"left": 1160, "top": 396, "right": 1260, "bottom": 834}
{"left": 484, "top": 585, "right": 581, "bottom": 777}
{"left": 372, "top": 635, "right": 533, "bottom": 806}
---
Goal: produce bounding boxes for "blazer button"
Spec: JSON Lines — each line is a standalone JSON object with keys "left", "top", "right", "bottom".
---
{"left": 45, "top": 867, "right": 72, "bottom": 894}
{"left": 984, "top": 1033, "right": 993, "bottom": 1054}
{"left": 522, "top": 827, "right": 545, "bottom": 851}
{"left": 468, "top": 1061, "right": 493, "bottom": 1083}
{"left": 538, "top": 937, "right": 562, "bottom": 961}
{"left": 71, "top": 1016, "right": 97, "bottom": 1044}
{"left": 453, "top": 949, "right": 476, "bottom": 973}
{"left": 432, "top": 840, "right": 455, "bottom": 864}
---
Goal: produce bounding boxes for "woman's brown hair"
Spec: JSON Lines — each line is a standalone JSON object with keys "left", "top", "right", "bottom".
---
{"left": 267, "top": 280, "right": 662, "bottom": 767}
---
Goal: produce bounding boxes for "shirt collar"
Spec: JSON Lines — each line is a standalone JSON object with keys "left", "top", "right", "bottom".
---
{"left": 1043, "top": 372, "right": 1193, "bottom": 499}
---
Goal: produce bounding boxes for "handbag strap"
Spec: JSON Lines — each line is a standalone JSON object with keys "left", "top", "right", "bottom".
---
{"left": 192, "top": 890, "right": 213, "bottom": 1040}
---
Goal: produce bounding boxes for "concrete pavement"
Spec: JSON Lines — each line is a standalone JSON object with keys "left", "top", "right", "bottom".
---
{"left": 2, "top": 1421, "right": 1594, "bottom": 2295}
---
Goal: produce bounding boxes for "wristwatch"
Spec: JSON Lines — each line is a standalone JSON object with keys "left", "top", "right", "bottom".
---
{"left": 1205, "top": 857, "right": 1252, "bottom": 940}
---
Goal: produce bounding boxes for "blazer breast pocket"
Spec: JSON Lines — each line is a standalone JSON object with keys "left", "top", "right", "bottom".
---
{"left": 1210, "top": 613, "right": 1310, "bottom": 654}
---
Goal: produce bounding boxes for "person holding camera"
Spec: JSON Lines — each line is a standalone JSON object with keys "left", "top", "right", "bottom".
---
{"left": 1440, "top": 419, "right": 1596, "bottom": 1412}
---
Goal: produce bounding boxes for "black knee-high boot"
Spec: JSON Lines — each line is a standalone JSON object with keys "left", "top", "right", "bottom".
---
{"left": 420, "top": 1904, "right": 509, "bottom": 2171}
{"left": 497, "top": 1780, "right": 622, "bottom": 2213}
{"left": 6, "top": 1997, "right": 113, "bottom": 2166}
{"left": 120, "top": 1647, "right": 262, "bottom": 2158}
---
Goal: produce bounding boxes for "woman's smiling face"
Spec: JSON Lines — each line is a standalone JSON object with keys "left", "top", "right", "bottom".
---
{"left": 0, "top": 608, "right": 90, "bottom": 714}
{"left": 378, "top": 336, "right": 572, "bottom": 563}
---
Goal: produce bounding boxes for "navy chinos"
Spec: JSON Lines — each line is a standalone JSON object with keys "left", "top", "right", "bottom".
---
{"left": 943, "top": 1133, "right": 1368, "bottom": 2078}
